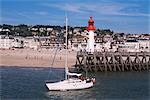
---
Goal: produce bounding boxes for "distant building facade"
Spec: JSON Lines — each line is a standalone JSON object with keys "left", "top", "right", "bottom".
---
{"left": 0, "top": 35, "right": 23, "bottom": 49}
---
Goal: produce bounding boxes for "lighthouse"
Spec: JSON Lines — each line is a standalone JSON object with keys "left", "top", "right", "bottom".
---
{"left": 86, "top": 16, "right": 96, "bottom": 53}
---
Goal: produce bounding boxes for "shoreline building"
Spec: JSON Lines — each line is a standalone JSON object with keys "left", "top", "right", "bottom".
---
{"left": 0, "top": 35, "right": 13, "bottom": 49}
{"left": 118, "top": 39, "right": 150, "bottom": 52}
{"left": 86, "top": 16, "right": 96, "bottom": 53}
{"left": 0, "top": 35, "right": 23, "bottom": 49}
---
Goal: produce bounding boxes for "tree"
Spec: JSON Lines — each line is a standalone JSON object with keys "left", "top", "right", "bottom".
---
{"left": 2, "top": 24, "right": 12, "bottom": 30}
{"left": 14, "top": 24, "right": 32, "bottom": 37}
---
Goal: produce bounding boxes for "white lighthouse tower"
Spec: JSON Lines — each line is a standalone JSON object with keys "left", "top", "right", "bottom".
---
{"left": 86, "top": 16, "right": 96, "bottom": 53}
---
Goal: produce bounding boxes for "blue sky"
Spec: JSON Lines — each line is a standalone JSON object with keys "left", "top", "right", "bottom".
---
{"left": 1, "top": 0, "right": 150, "bottom": 34}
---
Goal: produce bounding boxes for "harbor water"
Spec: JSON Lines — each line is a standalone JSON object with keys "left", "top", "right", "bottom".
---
{"left": 1, "top": 66, "right": 149, "bottom": 99}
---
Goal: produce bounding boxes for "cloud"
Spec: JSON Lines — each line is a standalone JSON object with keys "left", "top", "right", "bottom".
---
{"left": 43, "top": 3, "right": 88, "bottom": 13}
{"left": 34, "top": 11, "right": 49, "bottom": 16}
{"left": 42, "top": 2, "right": 149, "bottom": 17}
{"left": 17, "top": 12, "right": 32, "bottom": 19}
{"left": 16, "top": 11, "right": 50, "bottom": 19}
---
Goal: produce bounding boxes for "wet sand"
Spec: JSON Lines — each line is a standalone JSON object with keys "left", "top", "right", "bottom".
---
{"left": 0, "top": 49, "right": 77, "bottom": 68}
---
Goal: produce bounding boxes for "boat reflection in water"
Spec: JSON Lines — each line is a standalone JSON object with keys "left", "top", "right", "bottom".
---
{"left": 45, "top": 89, "right": 94, "bottom": 99}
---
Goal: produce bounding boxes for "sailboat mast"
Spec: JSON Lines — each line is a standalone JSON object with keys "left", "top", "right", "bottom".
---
{"left": 65, "top": 15, "right": 68, "bottom": 80}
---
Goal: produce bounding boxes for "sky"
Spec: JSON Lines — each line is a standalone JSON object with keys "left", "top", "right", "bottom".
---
{"left": 1, "top": 0, "right": 150, "bottom": 34}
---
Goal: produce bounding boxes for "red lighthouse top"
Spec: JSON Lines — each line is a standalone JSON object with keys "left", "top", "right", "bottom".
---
{"left": 87, "top": 16, "right": 96, "bottom": 31}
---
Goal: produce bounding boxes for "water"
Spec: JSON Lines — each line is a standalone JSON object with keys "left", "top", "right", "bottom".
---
{"left": 1, "top": 66, "right": 150, "bottom": 100}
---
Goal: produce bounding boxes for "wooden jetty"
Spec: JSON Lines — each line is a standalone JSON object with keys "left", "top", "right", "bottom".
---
{"left": 75, "top": 51, "right": 150, "bottom": 72}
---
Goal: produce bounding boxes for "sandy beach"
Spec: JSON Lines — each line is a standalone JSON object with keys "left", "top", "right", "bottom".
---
{"left": 0, "top": 49, "right": 77, "bottom": 68}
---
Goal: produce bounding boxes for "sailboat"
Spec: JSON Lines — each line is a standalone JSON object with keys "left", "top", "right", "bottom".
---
{"left": 45, "top": 16, "right": 96, "bottom": 91}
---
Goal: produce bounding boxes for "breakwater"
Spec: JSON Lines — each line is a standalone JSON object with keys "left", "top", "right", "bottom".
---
{"left": 75, "top": 51, "right": 150, "bottom": 72}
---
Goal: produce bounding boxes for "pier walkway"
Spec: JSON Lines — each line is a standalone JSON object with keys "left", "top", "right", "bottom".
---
{"left": 75, "top": 51, "right": 150, "bottom": 72}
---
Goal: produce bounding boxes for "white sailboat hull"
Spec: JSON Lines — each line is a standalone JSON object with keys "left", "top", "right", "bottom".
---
{"left": 46, "top": 79, "right": 94, "bottom": 91}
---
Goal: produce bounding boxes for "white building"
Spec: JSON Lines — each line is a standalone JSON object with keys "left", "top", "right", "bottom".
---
{"left": 0, "top": 35, "right": 13, "bottom": 49}
{"left": 103, "top": 41, "right": 111, "bottom": 51}
{"left": 73, "top": 28, "right": 81, "bottom": 33}
{"left": 0, "top": 28, "right": 2, "bottom": 32}
{"left": 0, "top": 35, "right": 23, "bottom": 49}
{"left": 1, "top": 28, "right": 10, "bottom": 32}
{"left": 47, "top": 28, "right": 53, "bottom": 31}
{"left": 23, "top": 37, "right": 40, "bottom": 50}
{"left": 39, "top": 27, "right": 46, "bottom": 32}
{"left": 139, "top": 39, "right": 150, "bottom": 52}
{"left": 31, "top": 27, "right": 38, "bottom": 31}
{"left": 118, "top": 39, "right": 150, "bottom": 52}
{"left": 118, "top": 40, "right": 139, "bottom": 52}
{"left": 95, "top": 43, "right": 103, "bottom": 52}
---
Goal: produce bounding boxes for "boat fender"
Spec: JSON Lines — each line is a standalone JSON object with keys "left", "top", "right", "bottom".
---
{"left": 92, "top": 78, "right": 96, "bottom": 84}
